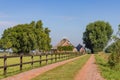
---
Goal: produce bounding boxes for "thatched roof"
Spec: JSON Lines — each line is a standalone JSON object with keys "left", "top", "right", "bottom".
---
{"left": 52, "top": 38, "right": 74, "bottom": 49}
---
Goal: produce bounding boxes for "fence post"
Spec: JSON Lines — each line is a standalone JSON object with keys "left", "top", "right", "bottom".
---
{"left": 3, "top": 55, "right": 7, "bottom": 75}
{"left": 68, "top": 52, "right": 70, "bottom": 59}
{"left": 62, "top": 53, "right": 64, "bottom": 59}
{"left": 55, "top": 53, "right": 57, "bottom": 62}
{"left": 65, "top": 52, "right": 66, "bottom": 59}
{"left": 59, "top": 53, "right": 60, "bottom": 60}
{"left": 67, "top": 52, "right": 69, "bottom": 59}
{"left": 46, "top": 53, "right": 48, "bottom": 64}
{"left": 61, "top": 53, "right": 62, "bottom": 59}
{"left": 40, "top": 54, "right": 42, "bottom": 66}
{"left": 65, "top": 52, "right": 67, "bottom": 60}
{"left": 51, "top": 53, "right": 53, "bottom": 63}
{"left": 63, "top": 53, "right": 65, "bottom": 59}
{"left": 66, "top": 52, "right": 68, "bottom": 59}
{"left": 20, "top": 54, "right": 23, "bottom": 71}
{"left": 31, "top": 55, "right": 33, "bottom": 68}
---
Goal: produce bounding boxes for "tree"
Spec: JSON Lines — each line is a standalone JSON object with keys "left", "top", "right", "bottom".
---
{"left": 36, "top": 20, "right": 43, "bottom": 29}
{"left": 0, "top": 20, "right": 51, "bottom": 54}
{"left": 83, "top": 21, "right": 113, "bottom": 53}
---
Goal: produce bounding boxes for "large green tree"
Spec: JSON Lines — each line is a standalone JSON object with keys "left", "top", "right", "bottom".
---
{"left": 0, "top": 20, "right": 51, "bottom": 54}
{"left": 83, "top": 21, "right": 113, "bottom": 53}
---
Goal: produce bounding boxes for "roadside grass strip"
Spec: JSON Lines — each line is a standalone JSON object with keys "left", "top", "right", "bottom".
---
{"left": 95, "top": 53, "right": 120, "bottom": 80}
{"left": 32, "top": 54, "right": 90, "bottom": 80}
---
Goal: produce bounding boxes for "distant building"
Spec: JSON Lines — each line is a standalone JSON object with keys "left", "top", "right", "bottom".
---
{"left": 52, "top": 39, "right": 86, "bottom": 54}
{"left": 56, "top": 38, "right": 73, "bottom": 47}
{"left": 73, "top": 48, "right": 78, "bottom": 52}
{"left": 76, "top": 44, "right": 83, "bottom": 51}
{"left": 76, "top": 44, "right": 86, "bottom": 54}
{"left": 52, "top": 38, "right": 74, "bottom": 52}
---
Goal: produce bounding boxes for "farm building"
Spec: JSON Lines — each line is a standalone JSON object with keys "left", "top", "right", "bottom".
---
{"left": 52, "top": 38, "right": 74, "bottom": 52}
{"left": 76, "top": 44, "right": 86, "bottom": 54}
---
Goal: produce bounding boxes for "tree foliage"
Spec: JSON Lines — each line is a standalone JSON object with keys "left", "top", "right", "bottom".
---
{"left": 108, "top": 40, "right": 120, "bottom": 70}
{"left": 0, "top": 20, "right": 51, "bottom": 54}
{"left": 83, "top": 21, "right": 113, "bottom": 53}
{"left": 108, "top": 25, "right": 120, "bottom": 70}
{"left": 58, "top": 46, "right": 74, "bottom": 51}
{"left": 105, "top": 44, "right": 115, "bottom": 53}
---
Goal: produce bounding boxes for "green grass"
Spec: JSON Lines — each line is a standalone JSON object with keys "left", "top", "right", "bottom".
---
{"left": 95, "top": 53, "right": 120, "bottom": 80}
{"left": 0, "top": 53, "right": 78, "bottom": 79}
{"left": 0, "top": 55, "right": 51, "bottom": 79}
{"left": 32, "top": 54, "right": 90, "bottom": 80}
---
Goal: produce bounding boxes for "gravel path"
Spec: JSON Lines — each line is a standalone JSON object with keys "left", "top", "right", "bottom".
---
{"left": 2, "top": 56, "right": 83, "bottom": 80}
{"left": 74, "top": 54, "right": 105, "bottom": 80}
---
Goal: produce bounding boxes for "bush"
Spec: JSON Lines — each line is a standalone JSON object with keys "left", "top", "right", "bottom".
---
{"left": 58, "top": 46, "right": 74, "bottom": 51}
{"left": 108, "top": 40, "right": 120, "bottom": 70}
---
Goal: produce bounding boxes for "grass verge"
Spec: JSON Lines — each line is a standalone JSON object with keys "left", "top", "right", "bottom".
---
{"left": 32, "top": 54, "right": 90, "bottom": 80}
{"left": 95, "top": 53, "right": 120, "bottom": 80}
{"left": 0, "top": 55, "right": 52, "bottom": 79}
{"left": 0, "top": 53, "right": 79, "bottom": 79}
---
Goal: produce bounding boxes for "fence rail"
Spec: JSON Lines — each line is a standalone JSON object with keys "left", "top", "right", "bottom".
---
{"left": 0, "top": 52, "right": 82, "bottom": 75}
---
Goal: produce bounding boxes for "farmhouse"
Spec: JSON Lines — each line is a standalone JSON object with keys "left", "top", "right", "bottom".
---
{"left": 52, "top": 38, "right": 74, "bottom": 52}
{"left": 52, "top": 38, "right": 85, "bottom": 54}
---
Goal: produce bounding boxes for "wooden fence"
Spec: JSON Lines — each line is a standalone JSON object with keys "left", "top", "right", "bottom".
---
{"left": 0, "top": 52, "right": 82, "bottom": 75}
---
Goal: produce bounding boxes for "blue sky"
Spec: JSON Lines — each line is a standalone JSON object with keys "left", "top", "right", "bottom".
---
{"left": 0, "top": 0, "right": 120, "bottom": 46}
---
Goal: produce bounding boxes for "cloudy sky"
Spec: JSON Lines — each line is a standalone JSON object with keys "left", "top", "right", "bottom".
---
{"left": 0, "top": 0, "right": 120, "bottom": 46}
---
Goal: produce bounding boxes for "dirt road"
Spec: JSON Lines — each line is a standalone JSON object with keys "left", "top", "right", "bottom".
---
{"left": 74, "top": 54, "right": 105, "bottom": 80}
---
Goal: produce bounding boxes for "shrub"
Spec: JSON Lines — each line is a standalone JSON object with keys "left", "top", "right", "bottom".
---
{"left": 108, "top": 40, "right": 120, "bottom": 70}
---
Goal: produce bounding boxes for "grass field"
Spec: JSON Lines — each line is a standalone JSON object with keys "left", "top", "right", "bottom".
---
{"left": 0, "top": 55, "right": 51, "bottom": 79}
{"left": 32, "top": 54, "right": 90, "bottom": 80}
{"left": 0, "top": 53, "right": 79, "bottom": 79}
{"left": 95, "top": 52, "right": 120, "bottom": 80}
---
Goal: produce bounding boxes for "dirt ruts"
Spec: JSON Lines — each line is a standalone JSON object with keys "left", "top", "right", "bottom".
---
{"left": 74, "top": 54, "right": 105, "bottom": 80}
